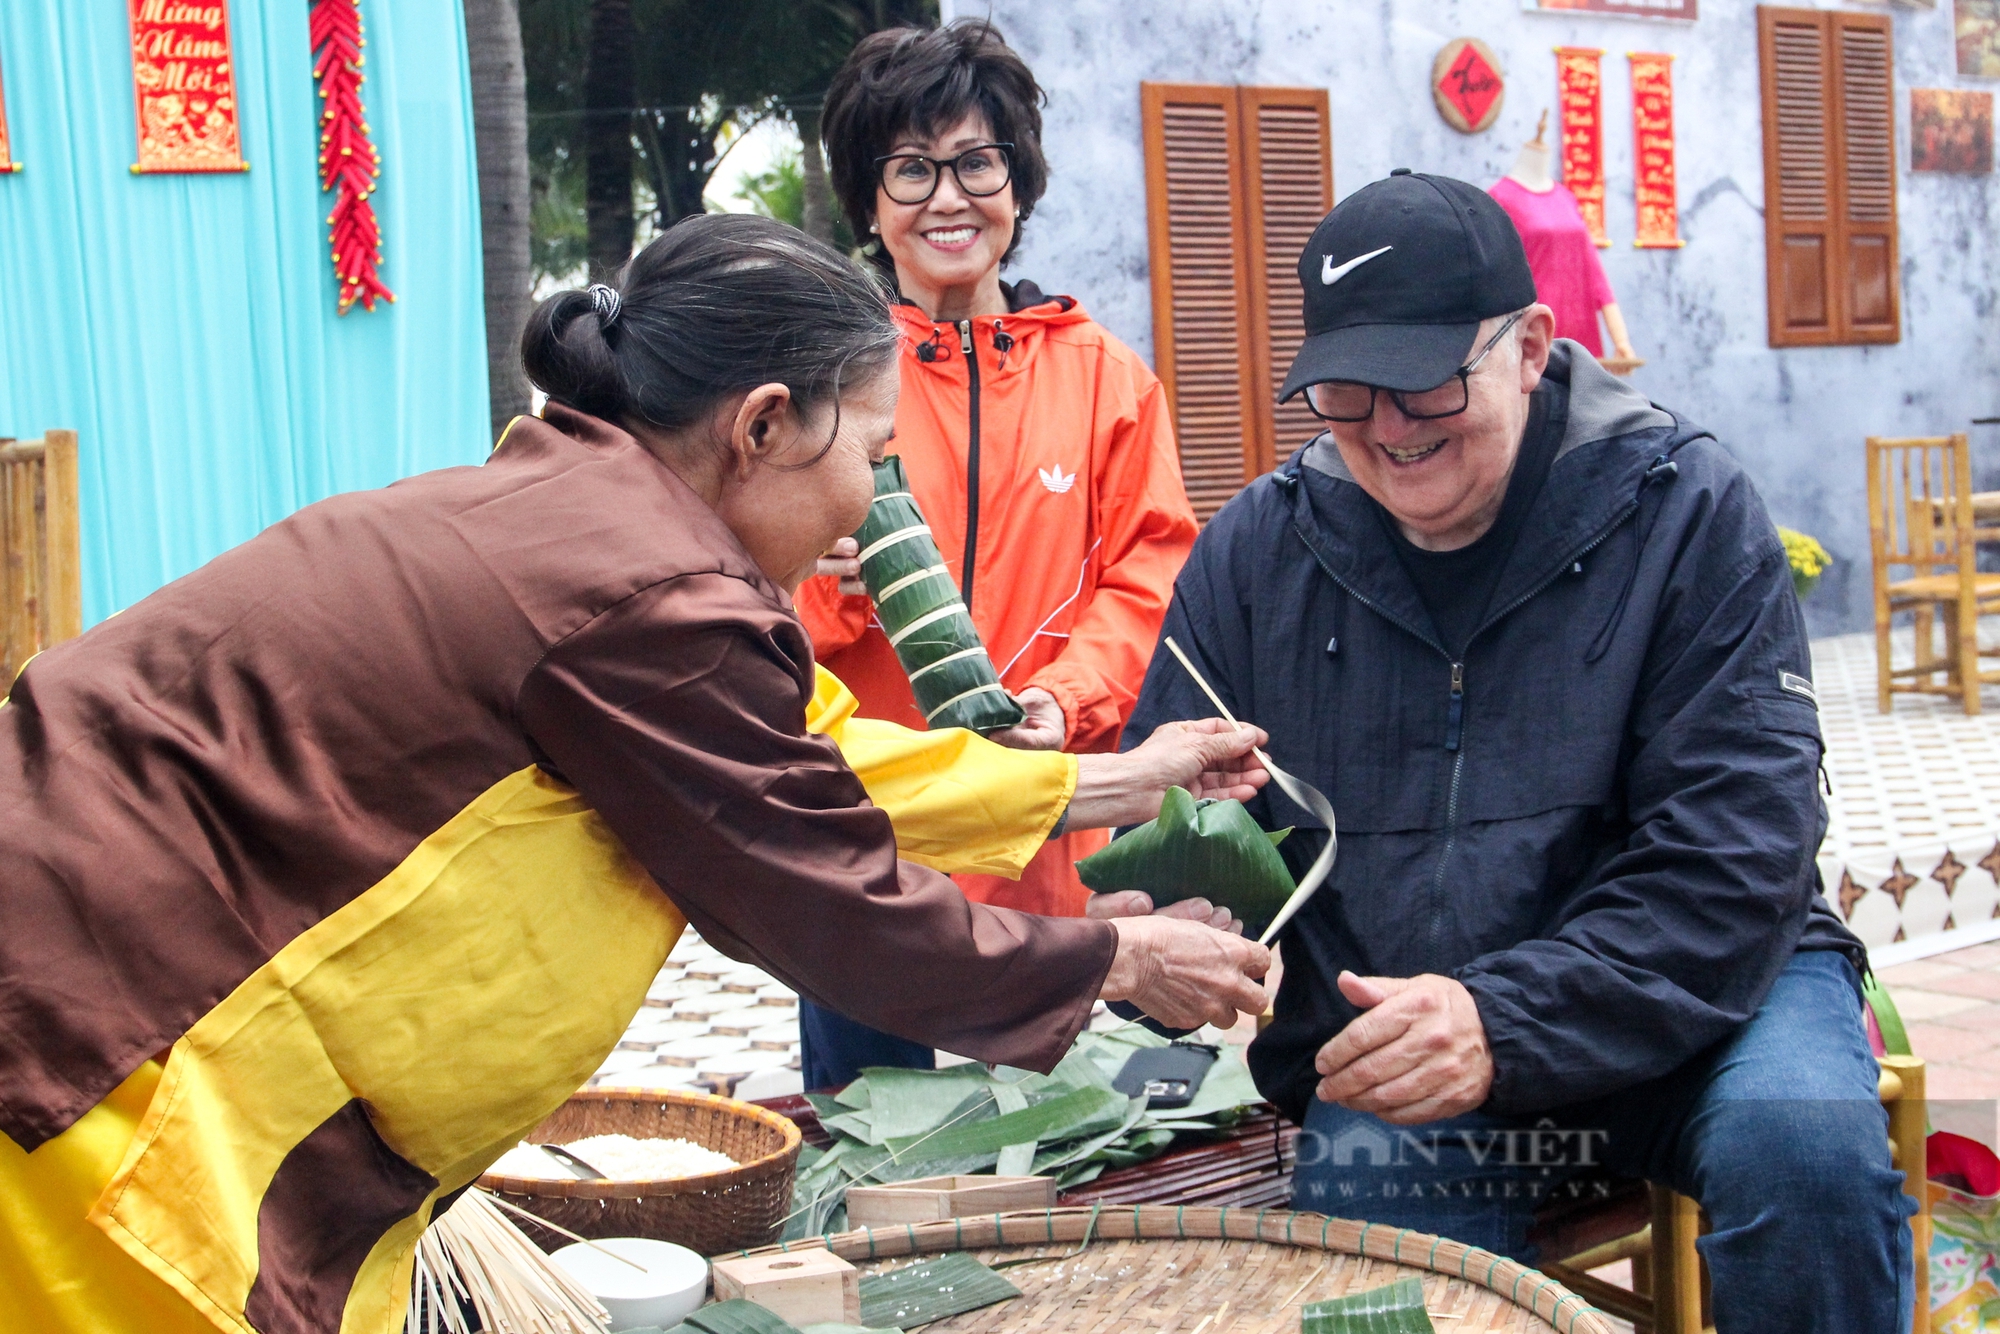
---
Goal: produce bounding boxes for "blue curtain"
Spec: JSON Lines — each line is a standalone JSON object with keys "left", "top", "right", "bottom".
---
{"left": 0, "top": 3, "right": 489, "bottom": 623}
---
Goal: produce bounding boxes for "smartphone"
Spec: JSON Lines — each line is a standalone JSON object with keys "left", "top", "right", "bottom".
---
{"left": 1112, "top": 1041, "right": 1220, "bottom": 1110}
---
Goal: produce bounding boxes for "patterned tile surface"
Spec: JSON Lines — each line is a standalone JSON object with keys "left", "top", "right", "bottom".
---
{"left": 1814, "top": 631, "right": 2000, "bottom": 948}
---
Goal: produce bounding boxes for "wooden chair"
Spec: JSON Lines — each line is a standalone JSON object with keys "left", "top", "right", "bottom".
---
{"left": 1541, "top": 1054, "right": 1932, "bottom": 1334}
{"left": 1867, "top": 433, "right": 2000, "bottom": 715}
{"left": 0, "top": 430, "right": 83, "bottom": 684}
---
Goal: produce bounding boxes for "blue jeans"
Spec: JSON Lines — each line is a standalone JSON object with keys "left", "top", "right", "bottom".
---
{"left": 1292, "top": 950, "right": 1916, "bottom": 1333}
{"left": 797, "top": 999, "right": 933, "bottom": 1091}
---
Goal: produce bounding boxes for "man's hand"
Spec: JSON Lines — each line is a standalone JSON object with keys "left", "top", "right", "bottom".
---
{"left": 816, "top": 537, "right": 867, "bottom": 597}
{"left": 988, "top": 687, "right": 1067, "bottom": 751}
{"left": 1099, "top": 916, "right": 1270, "bottom": 1031}
{"left": 1086, "top": 889, "right": 1240, "bottom": 935}
{"left": 1313, "top": 971, "right": 1493, "bottom": 1125}
{"left": 1064, "top": 718, "right": 1269, "bottom": 829}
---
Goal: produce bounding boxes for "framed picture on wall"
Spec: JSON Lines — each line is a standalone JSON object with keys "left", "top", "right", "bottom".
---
{"left": 1912, "top": 88, "right": 1994, "bottom": 172}
{"left": 1523, "top": 0, "right": 1697, "bottom": 20}
{"left": 1959, "top": 0, "right": 2000, "bottom": 77}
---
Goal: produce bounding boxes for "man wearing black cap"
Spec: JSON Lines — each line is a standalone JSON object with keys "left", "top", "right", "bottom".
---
{"left": 1122, "top": 172, "right": 1906, "bottom": 1330}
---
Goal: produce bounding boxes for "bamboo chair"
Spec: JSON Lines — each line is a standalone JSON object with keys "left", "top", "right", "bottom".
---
{"left": 1868, "top": 434, "right": 2000, "bottom": 715}
{"left": 1542, "top": 1054, "right": 1931, "bottom": 1334}
{"left": 0, "top": 430, "right": 83, "bottom": 685}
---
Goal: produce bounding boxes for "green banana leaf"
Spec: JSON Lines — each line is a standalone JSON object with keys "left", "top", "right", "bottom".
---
{"left": 785, "top": 1026, "right": 1266, "bottom": 1240}
{"left": 859, "top": 1066, "right": 996, "bottom": 1141}
{"left": 1300, "top": 1276, "right": 1436, "bottom": 1332}
{"left": 1861, "top": 970, "right": 1912, "bottom": 1057}
{"left": 853, "top": 457, "right": 1023, "bottom": 734}
{"left": 881, "top": 1086, "right": 1129, "bottom": 1160}
{"left": 1074, "top": 788, "right": 1296, "bottom": 937}
{"left": 669, "top": 1299, "right": 802, "bottom": 1334}
{"left": 858, "top": 1253, "right": 1021, "bottom": 1329}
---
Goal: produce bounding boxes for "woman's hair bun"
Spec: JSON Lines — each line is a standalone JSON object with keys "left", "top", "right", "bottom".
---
{"left": 519, "top": 214, "right": 900, "bottom": 437}
{"left": 520, "top": 286, "right": 630, "bottom": 422}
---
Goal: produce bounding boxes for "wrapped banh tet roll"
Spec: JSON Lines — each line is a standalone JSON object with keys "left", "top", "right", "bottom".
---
{"left": 853, "top": 456, "right": 1025, "bottom": 733}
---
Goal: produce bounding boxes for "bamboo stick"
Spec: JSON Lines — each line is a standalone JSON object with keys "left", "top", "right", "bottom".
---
{"left": 42, "top": 430, "right": 80, "bottom": 645}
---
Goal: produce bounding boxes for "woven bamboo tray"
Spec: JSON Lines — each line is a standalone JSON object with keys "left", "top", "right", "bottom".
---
{"left": 480, "top": 1088, "right": 802, "bottom": 1255}
{"left": 734, "top": 1205, "right": 1612, "bottom": 1333}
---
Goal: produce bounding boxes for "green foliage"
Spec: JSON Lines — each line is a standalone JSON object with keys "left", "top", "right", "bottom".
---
{"left": 1074, "top": 788, "right": 1296, "bottom": 938}
{"left": 529, "top": 154, "right": 590, "bottom": 286}
{"left": 1301, "top": 1276, "right": 1437, "bottom": 1333}
{"left": 783, "top": 1025, "right": 1264, "bottom": 1240}
{"left": 741, "top": 149, "right": 807, "bottom": 229}
{"left": 521, "top": 0, "right": 937, "bottom": 271}
{"left": 1776, "top": 525, "right": 1832, "bottom": 600}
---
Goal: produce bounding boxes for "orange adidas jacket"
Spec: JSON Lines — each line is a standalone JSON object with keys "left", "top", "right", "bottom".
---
{"left": 796, "top": 287, "right": 1197, "bottom": 919}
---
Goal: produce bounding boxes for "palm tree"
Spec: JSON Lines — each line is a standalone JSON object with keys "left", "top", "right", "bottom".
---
{"left": 466, "top": 0, "right": 534, "bottom": 439}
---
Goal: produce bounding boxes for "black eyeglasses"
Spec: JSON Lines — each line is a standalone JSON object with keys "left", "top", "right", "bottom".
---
{"left": 1304, "top": 311, "right": 1526, "bottom": 423}
{"left": 875, "top": 143, "right": 1014, "bottom": 205}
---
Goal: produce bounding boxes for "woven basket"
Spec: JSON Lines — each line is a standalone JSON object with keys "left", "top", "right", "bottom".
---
{"left": 732, "top": 1205, "right": 1614, "bottom": 1333}
{"left": 479, "top": 1087, "right": 801, "bottom": 1256}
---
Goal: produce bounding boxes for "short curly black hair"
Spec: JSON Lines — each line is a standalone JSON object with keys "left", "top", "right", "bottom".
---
{"left": 820, "top": 19, "right": 1047, "bottom": 268}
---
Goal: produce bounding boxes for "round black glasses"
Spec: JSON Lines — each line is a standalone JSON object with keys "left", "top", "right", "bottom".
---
{"left": 875, "top": 143, "right": 1014, "bottom": 205}
{"left": 1304, "top": 311, "right": 1527, "bottom": 423}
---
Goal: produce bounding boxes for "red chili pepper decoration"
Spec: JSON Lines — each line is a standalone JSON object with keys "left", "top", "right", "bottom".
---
{"left": 310, "top": 0, "right": 394, "bottom": 314}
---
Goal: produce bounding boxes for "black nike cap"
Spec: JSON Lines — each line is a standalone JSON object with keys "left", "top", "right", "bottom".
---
{"left": 1279, "top": 168, "right": 1537, "bottom": 398}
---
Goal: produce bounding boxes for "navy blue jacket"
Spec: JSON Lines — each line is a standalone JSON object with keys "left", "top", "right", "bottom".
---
{"left": 1126, "top": 345, "right": 1863, "bottom": 1125}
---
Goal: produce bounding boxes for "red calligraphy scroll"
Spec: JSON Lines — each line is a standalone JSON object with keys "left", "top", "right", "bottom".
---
{"left": 0, "top": 44, "right": 20, "bottom": 173}
{"left": 127, "top": 0, "right": 247, "bottom": 173}
{"left": 1629, "top": 53, "right": 1684, "bottom": 248}
{"left": 1556, "top": 47, "right": 1609, "bottom": 247}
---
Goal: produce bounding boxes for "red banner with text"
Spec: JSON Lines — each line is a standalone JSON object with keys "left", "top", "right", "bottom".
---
{"left": 1556, "top": 47, "right": 1608, "bottom": 247}
{"left": 128, "top": 0, "right": 247, "bottom": 173}
{"left": 1630, "top": 53, "right": 1684, "bottom": 248}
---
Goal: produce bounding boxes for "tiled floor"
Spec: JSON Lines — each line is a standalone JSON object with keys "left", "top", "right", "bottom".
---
{"left": 587, "top": 931, "right": 805, "bottom": 1101}
{"left": 1814, "top": 629, "right": 2000, "bottom": 855}
{"left": 1876, "top": 938, "right": 2000, "bottom": 1149}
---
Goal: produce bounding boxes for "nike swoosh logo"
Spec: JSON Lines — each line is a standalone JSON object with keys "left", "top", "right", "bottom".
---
{"left": 1321, "top": 244, "right": 1393, "bottom": 286}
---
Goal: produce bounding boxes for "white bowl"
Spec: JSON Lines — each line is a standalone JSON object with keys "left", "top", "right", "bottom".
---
{"left": 549, "top": 1237, "right": 708, "bottom": 1332}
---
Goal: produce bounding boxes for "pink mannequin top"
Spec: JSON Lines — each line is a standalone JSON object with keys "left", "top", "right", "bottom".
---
{"left": 1489, "top": 176, "right": 1617, "bottom": 356}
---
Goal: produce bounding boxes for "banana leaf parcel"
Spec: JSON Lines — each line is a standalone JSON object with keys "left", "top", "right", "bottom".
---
{"left": 1300, "top": 1275, "right": 1436, "bottom": 1332}
{"left": 1073, "top": 787, "right": 1295, "bottom": 938}
{"left": 853, "top": 457, "right": 1023, "bottom": 734}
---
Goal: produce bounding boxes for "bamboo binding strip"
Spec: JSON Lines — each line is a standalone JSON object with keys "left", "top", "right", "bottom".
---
{"left": 736, "top": 1205, "right": 1614, "bottom": 1333}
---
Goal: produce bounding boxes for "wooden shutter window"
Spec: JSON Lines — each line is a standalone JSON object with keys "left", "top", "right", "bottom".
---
{"left": 1758, "top": 7, "right": 1900, "bottom": 347}
{"left": 1838, "top": 21, "right": 1897, "bottom": 332}
{"left": 1142, "top": 85, "right": 1258, "bottom": 523}
{"left": 1240, "top": 89, "right": 1335, "bottom": 484}
{"left": 1143, "top": 83, "right": 1333, "bottom": 523}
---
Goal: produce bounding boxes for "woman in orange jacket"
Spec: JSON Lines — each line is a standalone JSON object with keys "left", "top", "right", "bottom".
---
{"left": 794, "top": 20, "right": 1198, "bottom": 1084}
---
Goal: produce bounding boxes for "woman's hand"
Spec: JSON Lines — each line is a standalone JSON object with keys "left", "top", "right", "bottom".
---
{"left": 1098, "top": 916, "right": 1270, "bottom": 1031}
{"left": 1087, "top": 889, "right": 1241, "bottom": 935}
{"left": 1062, "top": 718, "right": 1268, "bottom": 830}
{"left": 987, "top": 687, "right": 1066, "bottom": 751}
{"left": 816, "top": 537, "right": 868, "bottom": 597}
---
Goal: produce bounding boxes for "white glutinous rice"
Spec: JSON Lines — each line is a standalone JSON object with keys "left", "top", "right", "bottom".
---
{"left": 488, "top": 1135, "right": 738, "bottom": 1181}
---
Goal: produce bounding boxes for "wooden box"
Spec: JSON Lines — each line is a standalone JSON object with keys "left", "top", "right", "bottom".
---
{"left": 843, "top": 1174, "right": 1058, "bottom": 1227}
{"left": 709, "top": 1248, "right": 860, "bottom": 1325}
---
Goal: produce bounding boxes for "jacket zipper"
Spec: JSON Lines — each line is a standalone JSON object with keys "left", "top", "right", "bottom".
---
{"left": 959, "top": 320, "right": 982, "bottom": 612}
{"left": 1289, "top": 493, "right": 1643, "bottom": 974}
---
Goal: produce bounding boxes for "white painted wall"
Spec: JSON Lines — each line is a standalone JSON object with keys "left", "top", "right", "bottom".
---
{"left": 981, "top": 0, "right": 2000, "bottom": 634}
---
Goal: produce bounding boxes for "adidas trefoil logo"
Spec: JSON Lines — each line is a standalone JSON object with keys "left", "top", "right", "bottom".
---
{"left": 1039, "top": 464, "right": 1077, "bottom": 494}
